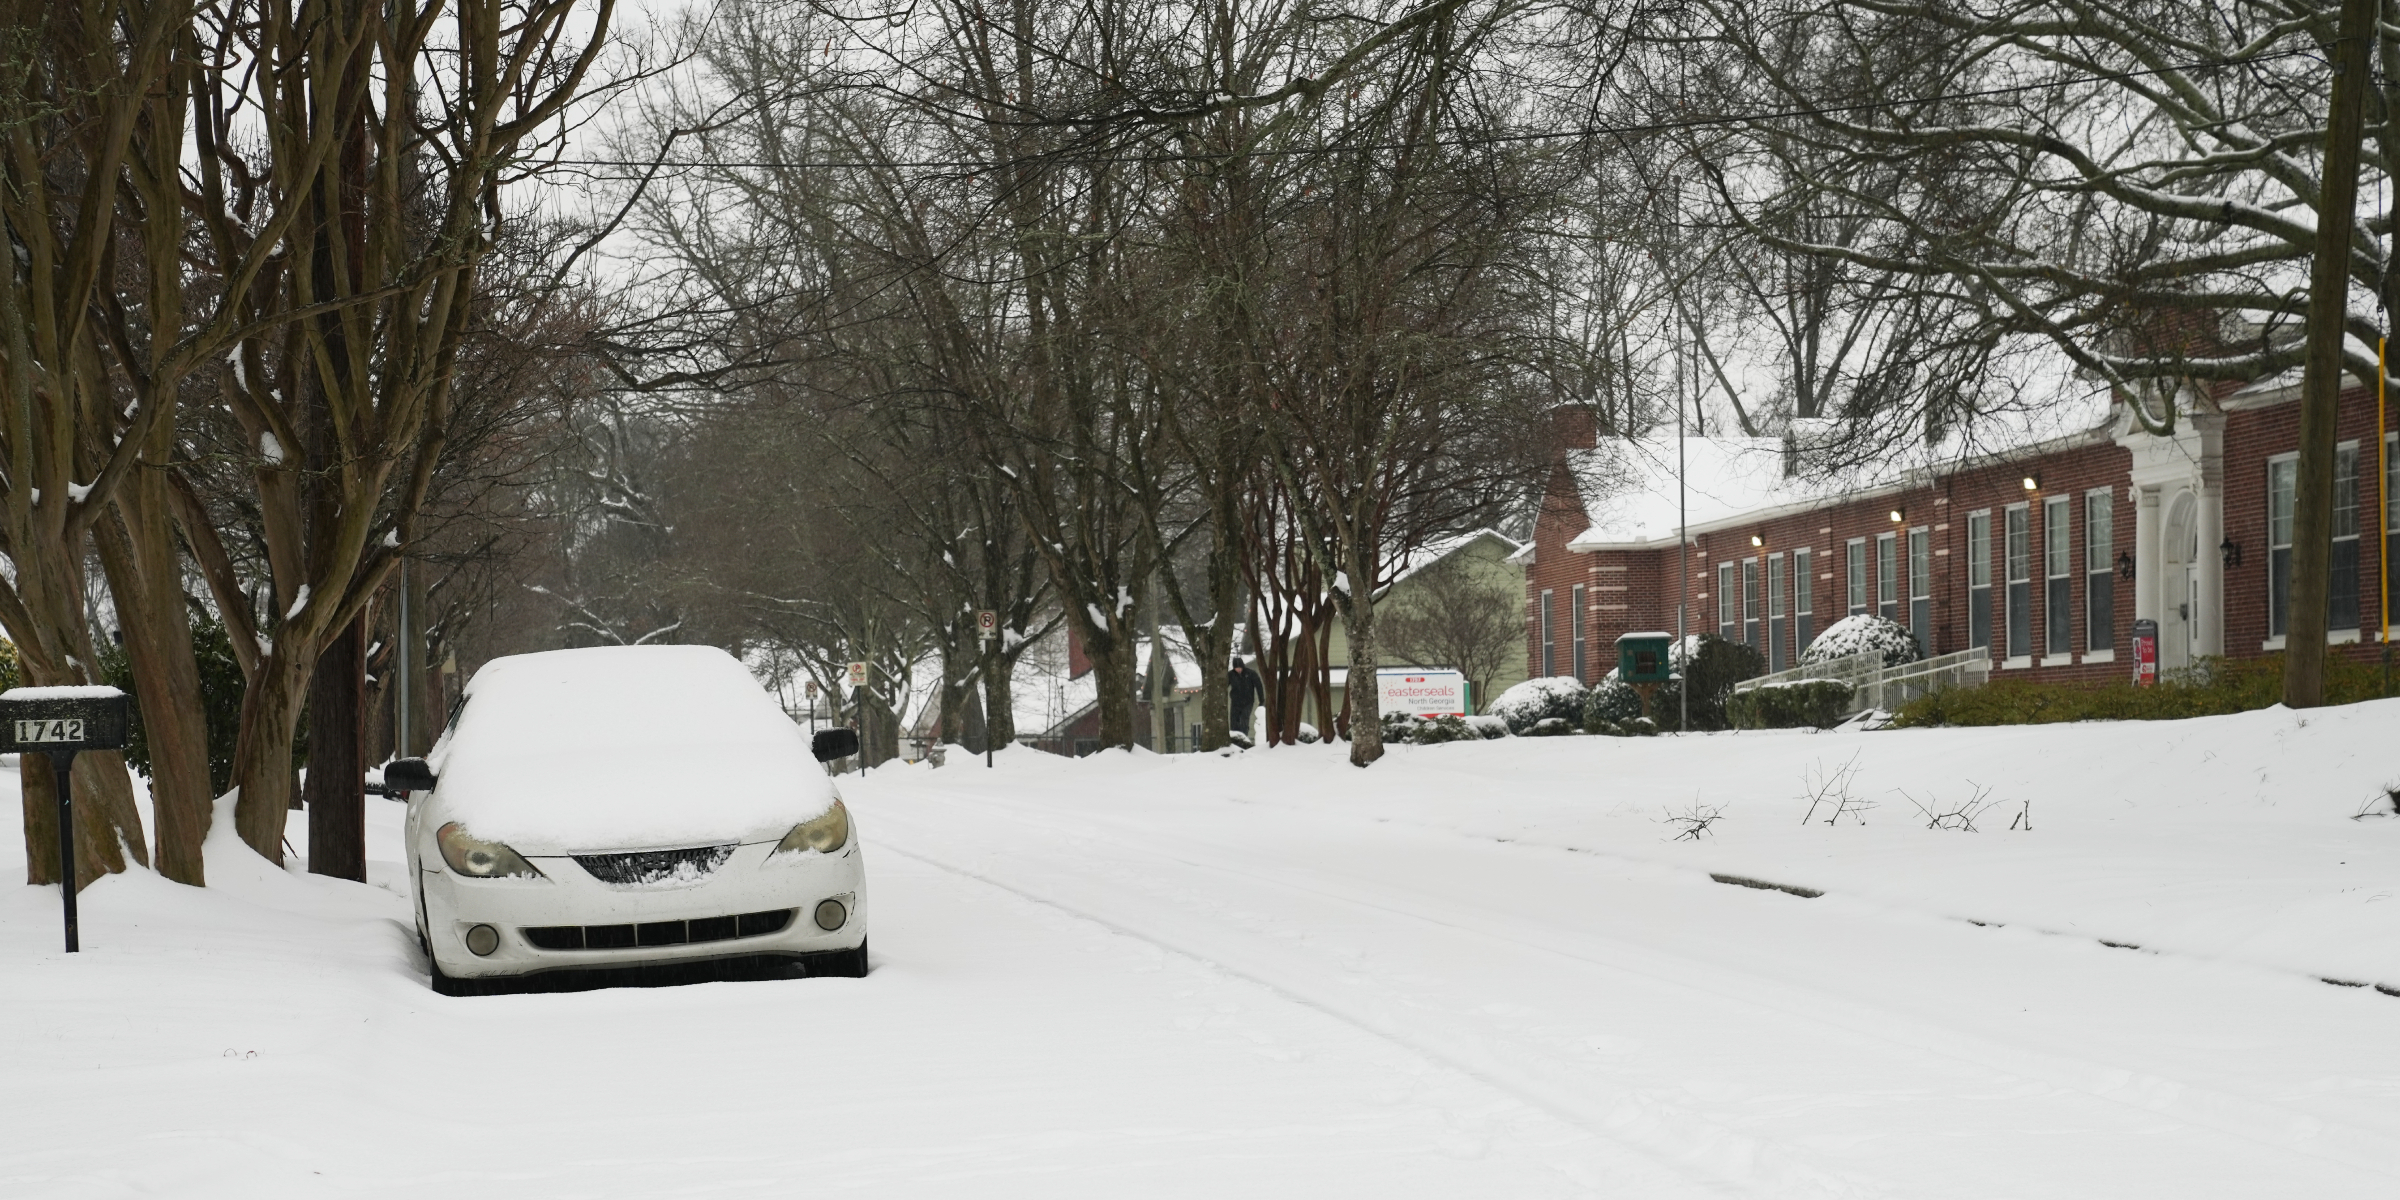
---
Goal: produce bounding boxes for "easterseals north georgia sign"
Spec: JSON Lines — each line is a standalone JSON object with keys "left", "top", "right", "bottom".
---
{"left": 1376, "top": 668, "right": 1469, "bottom": 719}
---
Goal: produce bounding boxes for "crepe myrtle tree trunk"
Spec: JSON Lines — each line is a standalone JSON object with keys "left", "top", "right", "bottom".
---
{"left": 1196, "top": 510, "right": 1241, "bottom": 752}
{"left": 230, "top": 642, "right": 315, "bottom": 855}
{"left": 1065, "top": 600, "right": 1144, "bottom": 751}
{"left": 1342, "top": 587, "right": 1384, "bottom": 767}
{"left": 982, "top": 646, "right": 1019, "bottom": 750}
{"left": 2285, "top": 0, "right": 2380, "bottom": 708}
{"left": 303, "top": 615, "right": 368, "bottom": 881}
{"left": 93, "top": 478, "right": 214, "bottom": 886}
{"left": 4, "top": 542, "right": 149, "bottom": 887}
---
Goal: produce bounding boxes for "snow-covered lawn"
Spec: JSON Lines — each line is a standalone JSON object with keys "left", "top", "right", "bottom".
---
{"left": 6, "top": 701, "right": 2400, "bottom": 1197}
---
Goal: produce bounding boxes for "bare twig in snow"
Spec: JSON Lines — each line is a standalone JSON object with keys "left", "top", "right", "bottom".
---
{"left": 1663, "top": 798, "right": 1728, "bottom": 841}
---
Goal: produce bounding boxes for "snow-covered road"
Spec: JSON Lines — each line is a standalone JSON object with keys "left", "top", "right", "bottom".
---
{"left": 6, "top": 701, "right": 2400, "bottom": 1197}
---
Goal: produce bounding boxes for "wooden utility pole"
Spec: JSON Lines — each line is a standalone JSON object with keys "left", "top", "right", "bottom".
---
{"left": 2286, "top": 0, "right": 2380, "bottom": 708}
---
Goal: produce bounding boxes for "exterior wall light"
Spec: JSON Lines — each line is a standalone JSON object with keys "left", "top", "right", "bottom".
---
{"left": 1750, "top": 534, "right": 1763, "bottom": 547}
{"left": 2219, "top": 537, "right": 2241, "bottom": 567}
{"left": 2116, "top": 551, "right": 2135, "bottom": 580}
{"left": 2022, "top": 474, "right": 2040, "bottom": 491}
{"left": 1888, "top": 507, "right": 1905, "bottom": 523}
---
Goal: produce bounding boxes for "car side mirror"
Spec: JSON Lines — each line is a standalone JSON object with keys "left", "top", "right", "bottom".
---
{"left": 384, "top": 757, "right": 437, "bottom": 794}
{"left": 811, "top": 729, "right": 859, "bottom": 763}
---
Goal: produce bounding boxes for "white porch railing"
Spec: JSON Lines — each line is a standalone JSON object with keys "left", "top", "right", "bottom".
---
{"left": 1734, "top": 647, "right": 1991, "bottom": 716}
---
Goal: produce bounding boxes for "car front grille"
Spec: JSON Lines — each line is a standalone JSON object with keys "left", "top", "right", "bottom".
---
{"left": 572, "top": 844, "right": 736, "bottom": 887}
{"left": 522, "top": 909, "right": 794, "bottom": 952}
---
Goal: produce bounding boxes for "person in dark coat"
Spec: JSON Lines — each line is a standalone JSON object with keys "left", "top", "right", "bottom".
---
{"left": 1228, "top": 657, "right": 1265, "bottom": 742}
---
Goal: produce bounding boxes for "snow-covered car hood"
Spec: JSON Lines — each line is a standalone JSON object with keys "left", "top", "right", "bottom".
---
{"left": 425, "top": 645, "right": 837, "bottom": 854}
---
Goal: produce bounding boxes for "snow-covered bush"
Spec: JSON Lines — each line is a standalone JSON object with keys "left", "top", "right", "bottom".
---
{"left": 1463, "top": 714, "right": 1509, "bottom": 740}
{"left": 1413, "top": 715, "right": 1482, "bottom": 744}
{"left": 1525, "top": 716, "right": 1579, "bottom": 737}
{"left": 1294, "top": 722, "right": 1321, "bottom": 744}
{"left": 1584, "top": 676, "right": 1645, "bottom": 731}
{"left": 1802, "top": 613, "right": 1922, "bottom": 669}
{"left": 1727, "top": 679, "right": 1855, "bottom": 730}
{"left": 1489, "top": 676, "right": 1590, "bottom": 735}
{"left": 1644, "top": 635, "right": 1766, "bottom": 732}
{"left": 1380, "top": 710, "right": 1493, "bottom": 745}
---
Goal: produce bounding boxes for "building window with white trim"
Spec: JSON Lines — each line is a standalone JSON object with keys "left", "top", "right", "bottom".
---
{"left": 2387, "top": 432, "right": 2398, "bottom": 635}
{"left": 1908, "top": 528, "right": 1932, "bottom": 653}
{"left": 1847, "top": 538, "right": 1867, "bottom": 615}
{"left": 1876, "top": 531, "right": 1897, "bottom": 619}
{"left": 2086, "top": 489, "right": 2114, "bottom": 651}
{"left": 1794, "top": 547, "right": 1815, "bottom": 651}
{"left": 1767, "top": 552, "right": 1787, "bottom": 670}
{"left": 2269, "top": 455, "right": 2295, "bottom": 638}
{"left": 2043, "top": 495, "right": 2071, "bottom": 657}
{"left": 1570, "top": 583, "right": 1587, "bottom": 679}
{"left": 2333, "top": 443, "right": 2360, "bottom": 632}
{"left": 2005, "top": 504, "right": 2031, "bottom": 659}
{"left": 1969, "top": 510, "right": 1993, "bottom": 651}
{"left": 1539, "top": 588, "right": 1555, "bottom": 677}
{"left": 1718, "top": 563, "right": 1737, "bottom": 641}
{"left": 1742, "top": 558, "right": 1761, "bottom": 649}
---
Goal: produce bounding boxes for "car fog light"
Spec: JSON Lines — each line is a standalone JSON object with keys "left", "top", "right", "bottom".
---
{"left": 813, "top": 899, "right": 848, "bottom": 931}
{"left": 466, "top": 924, "right": 500, "bottom": 956}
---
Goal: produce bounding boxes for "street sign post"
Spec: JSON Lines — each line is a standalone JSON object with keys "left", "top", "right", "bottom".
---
{"left": 975, "top": 612, "right": 998, "bottom": 768}
{"left": 0, "top": 686, "right": 132, "bottom": 953}
{"left": 844, "top": 662, "right": 871, "bottom": 772}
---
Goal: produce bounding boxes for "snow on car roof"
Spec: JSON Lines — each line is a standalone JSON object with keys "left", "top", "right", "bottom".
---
{"left": 458, "top": 645, "right": 806, "bottom": 751}
{"left": 434, "top": 645, "right": 834, "bottom": 851}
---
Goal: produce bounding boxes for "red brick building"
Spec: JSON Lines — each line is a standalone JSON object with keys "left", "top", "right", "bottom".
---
{"left": 1526, "top": 382, "right": 2397, "bottom": 685}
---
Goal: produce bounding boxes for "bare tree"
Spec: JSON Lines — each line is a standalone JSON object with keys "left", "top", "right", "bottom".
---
{"left": 1693, "top": 0, "right": 2400, "bottom": 701}
{"left": 182, "top": 0, "right": 617, "bottom": 865}
{"left": 1377, "top": 554, "right": 1523, "bottom": 710}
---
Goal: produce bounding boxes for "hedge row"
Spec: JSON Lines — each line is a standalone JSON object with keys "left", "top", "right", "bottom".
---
{"left": 1889, "top": 654, "right": 2400, "bottom": 727}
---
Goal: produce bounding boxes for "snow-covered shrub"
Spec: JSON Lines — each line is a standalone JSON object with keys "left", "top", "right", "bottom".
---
{"left": 1489, "top": 676, "right": 1591, "bottom": 735}
{"left": 1525, "top": 716, "right": 1579, "bottom": 736}
{"left": 1584, "top": 676, "right": 1645, "bottom": 732}
{"left": 1411, "top": 715, "right": 1481, "bottom": 744}
{"left": 1727, "top": 680, "right": 1855, "bottom": 730}
{"left": 1652, "top": 635, "right": 1766, "bottom": 733}
{"left": 1463, "top": 714, "right": 1509, "bottom": 740}
{"left": 1294, "top": 722, "right": 1321, "bottom": 744}
{"left": 1802, "top": 613, "right": 1922, "bottom": 668}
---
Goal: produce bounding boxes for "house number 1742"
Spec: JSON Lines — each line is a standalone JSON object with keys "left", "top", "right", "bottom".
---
{"left": 15, "top": 719, "right": 86, "bottom": 743}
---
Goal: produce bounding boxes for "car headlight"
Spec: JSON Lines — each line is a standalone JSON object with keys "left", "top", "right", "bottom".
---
{"left": 774, "top": 800, "right": 850, "bottom": 856}
{"left": 436, "top": 822, "right": 544, "bottom": 879}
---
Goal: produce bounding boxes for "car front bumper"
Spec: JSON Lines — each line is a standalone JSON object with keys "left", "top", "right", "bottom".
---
{"left": 421, "top": 840, "right": 867, "bottom": 979}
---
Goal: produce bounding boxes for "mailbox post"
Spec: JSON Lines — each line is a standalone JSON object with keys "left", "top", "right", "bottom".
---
{"left": 1615, "top": 632, "right": 1676, "bottom": 724}
{"left": 0, "top": 686, "right": 132, "bottom": 953}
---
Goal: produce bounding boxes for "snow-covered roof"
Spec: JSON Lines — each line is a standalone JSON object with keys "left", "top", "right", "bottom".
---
{"left": 1563, "top": 390, "right": 2119, "bottom": 552}
{"left": 1565, "top": 436, "right": 1794, "bottom": 551}
{"left": 1377, "top": 528, "right": 1526, "bottom": 598}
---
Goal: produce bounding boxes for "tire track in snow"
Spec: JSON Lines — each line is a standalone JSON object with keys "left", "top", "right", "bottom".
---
{"left": 872, "top": 838, "right": 1805, "bottom": 1200}
{"left": 870, "top": 783, "right": 2400, "bottom": 1193}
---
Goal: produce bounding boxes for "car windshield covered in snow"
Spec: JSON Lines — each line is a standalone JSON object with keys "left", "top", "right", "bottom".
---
{"left": 431, "top": 645, "right": 835, "bottom": 851}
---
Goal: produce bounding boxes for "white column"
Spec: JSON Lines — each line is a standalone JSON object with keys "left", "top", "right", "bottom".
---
{"left": 2195, "top": 483, "right": 2225, "bottom": 656}
{"left": 2133, "top": 484, "right": 2162, "bottom": 624}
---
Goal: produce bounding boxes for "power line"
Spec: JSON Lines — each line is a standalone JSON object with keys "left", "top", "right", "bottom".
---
{"left": 541, "top": 46, "right": 2320, "bottom": 175}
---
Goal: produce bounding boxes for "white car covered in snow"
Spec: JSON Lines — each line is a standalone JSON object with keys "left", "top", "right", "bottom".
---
{"left": 392, "top": 645, "right": 866, "bottom": 994}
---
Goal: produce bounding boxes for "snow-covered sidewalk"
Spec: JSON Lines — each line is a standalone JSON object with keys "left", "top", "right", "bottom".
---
{"left": 4, "top": 701, "right": 2399, "bottom": 1197}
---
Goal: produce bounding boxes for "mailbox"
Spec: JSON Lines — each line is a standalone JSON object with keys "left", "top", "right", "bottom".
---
{"left": 0, "top": 687, "right": 131, "bottom": 754}
{"left": 2, "top": 685, "right": 132, "bottom": 954}
{"left": 1615, "top": 632, "right": 1676, "bottom": 685}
